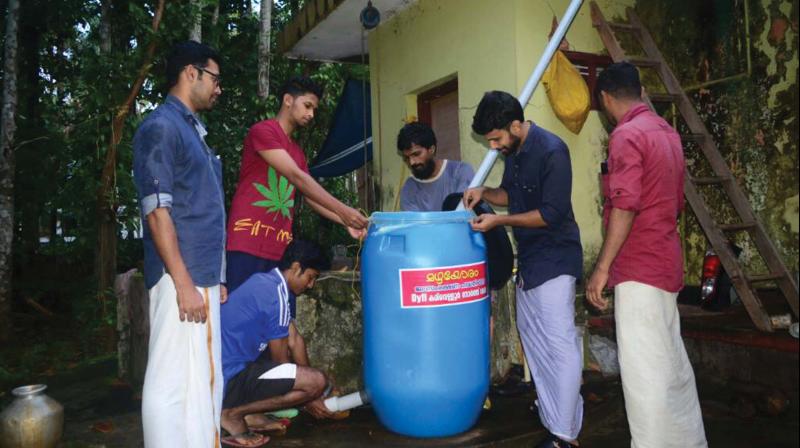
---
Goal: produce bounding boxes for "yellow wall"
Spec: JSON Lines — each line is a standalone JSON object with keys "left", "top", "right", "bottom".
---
{"left": 369, "top": 0, "right": 634, "bottom": 269}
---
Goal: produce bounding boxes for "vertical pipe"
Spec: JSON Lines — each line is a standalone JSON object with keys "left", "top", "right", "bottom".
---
{"left": 362, "top": 28, "right": 370, "bottom": 211}
{"left": 457, "top": 0, "right": 584, "bottom": 210}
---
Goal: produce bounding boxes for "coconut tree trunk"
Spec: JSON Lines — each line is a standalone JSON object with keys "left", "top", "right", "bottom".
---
{"left": 211, "top": 1, "right": 219, "bottom": 27}
{"left": 15, "top": 15, "right": 43, "bottom": 262}
{"left": 0, "top": 0, "right": 21, "bottom": 343}
{"left": 189, "top": 0, "right": 202, "bottom": 41}
{"left": 257, "top": 0, "right": 272, "bottom": 99}
{"left": 100, "top": 0, "right": 112, "bottom": 53}
{"left": 95, "top": 0, "right": 165, "bottom": 311}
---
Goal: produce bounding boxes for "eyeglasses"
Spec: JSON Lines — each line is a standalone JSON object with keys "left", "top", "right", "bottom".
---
{"left": 193, "top": 65, "right": 221, "bottom": 86}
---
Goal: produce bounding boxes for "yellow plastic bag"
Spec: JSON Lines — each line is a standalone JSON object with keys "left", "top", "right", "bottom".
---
{"left": 542, "top": 50, "right": 591, "bottom": 134}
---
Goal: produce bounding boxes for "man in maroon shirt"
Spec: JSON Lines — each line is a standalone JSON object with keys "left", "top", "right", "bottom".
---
{"left": 226, "top": 78, "right": 368, "bottom": 387}
{"left": 226, "top": 77, "right": 368, "bottom": 294}
{"left": 587, "top": 62, "right": 707, "bottom": 447}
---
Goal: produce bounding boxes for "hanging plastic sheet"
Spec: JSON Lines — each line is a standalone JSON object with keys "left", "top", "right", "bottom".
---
{"left": 309, "top": 79, "right": 372, "bottom": 178}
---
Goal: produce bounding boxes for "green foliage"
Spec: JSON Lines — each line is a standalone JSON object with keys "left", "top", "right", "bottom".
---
{"left": 4, "top": 0, "right": 367, "bottom": 360}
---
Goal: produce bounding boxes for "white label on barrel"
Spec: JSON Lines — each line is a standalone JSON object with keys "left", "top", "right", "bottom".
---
{"left": 398, "top": 261, "right": 488, "bottom": 308}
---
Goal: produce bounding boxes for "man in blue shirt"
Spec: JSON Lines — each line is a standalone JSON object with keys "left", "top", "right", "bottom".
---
{"left": 133, "top": 41, "right": 226, "bottom": 448}
{"left": 397, "top": 122, "right": 475, "bottom": 211}
{"left": 464, "top": 91, "right": 583, "bottom": 448}
{"left": 220, "top": 241, "right": 333, "bottom": 446}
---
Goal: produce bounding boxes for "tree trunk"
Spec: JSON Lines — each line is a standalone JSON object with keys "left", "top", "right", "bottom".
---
{"left": 211, "top": 1, "right": 219, "bottom": 27}
{"left": 0, "top": 0, "right": 21, "bottom": 343}
{"left": 189, "top": 0, "right": 202, "bottom": 42}
{"left": 16, "top": 19, "right": 42, "bottom": 259}
{"left": 95, "top": 0, "right": 165, "bottom": 311}
{"left": 94, "top": 0, "right": 113, "bottom": 310}
{"left": 257, "top": 0, "right": 272, "bottom": 99}
{"left": 100, "top": 0, "right": 112, "bottom": 53}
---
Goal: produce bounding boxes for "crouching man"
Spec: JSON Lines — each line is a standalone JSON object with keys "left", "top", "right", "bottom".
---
{"left": 220, "top": 240, "right": 334, "bottom": 447}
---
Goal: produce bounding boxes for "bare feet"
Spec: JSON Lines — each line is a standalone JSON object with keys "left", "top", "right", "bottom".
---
{"left": 244, "top": 413, "right": 288, "bottom": 434}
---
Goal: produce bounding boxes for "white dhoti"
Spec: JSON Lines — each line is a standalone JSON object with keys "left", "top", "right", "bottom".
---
{"left": 615, "top": 281, "right": 707, "bottom": 448}
{"left": 142, "top": 274, "right": 223, "bottom": 448}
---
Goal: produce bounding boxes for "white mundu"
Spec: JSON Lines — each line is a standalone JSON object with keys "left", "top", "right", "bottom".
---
{"left": 615, "top": 281, "right": 708, "bottom": 448}
{"left": 142, "top": 274, "right": 223, "bottom": 448}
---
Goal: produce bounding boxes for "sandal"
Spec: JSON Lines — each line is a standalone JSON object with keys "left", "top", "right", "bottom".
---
{"left": 264, "top": 408, "right": 299, "bottom": 419}
{"left": 221, "top": 431, "right": 269, "bottom": 448}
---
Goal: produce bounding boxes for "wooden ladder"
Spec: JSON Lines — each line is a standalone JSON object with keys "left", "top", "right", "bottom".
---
{"left": 590, "top": 2, "right": 798, "bottom": 332}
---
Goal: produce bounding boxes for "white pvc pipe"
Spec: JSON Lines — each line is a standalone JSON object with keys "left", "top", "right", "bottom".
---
{"left": 518, "top": 0, "right": 584, "bottom": 110}
{"left": 324, "top": 390, "right": 368, "bottom": 412}
{"left": 463, "top": 150, "right": 502, "bottom": 198}
{"left": 456, "top": 0, "right": 584, "bottom": 211}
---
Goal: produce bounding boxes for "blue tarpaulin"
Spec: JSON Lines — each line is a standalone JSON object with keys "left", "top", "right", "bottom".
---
{"left": 310, "top": 79, "right": 372, "bottom": 178}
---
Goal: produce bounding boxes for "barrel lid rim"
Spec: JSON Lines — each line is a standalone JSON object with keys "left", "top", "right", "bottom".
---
{"left": 370, "top": 210, "right": 474, "bottom": 223}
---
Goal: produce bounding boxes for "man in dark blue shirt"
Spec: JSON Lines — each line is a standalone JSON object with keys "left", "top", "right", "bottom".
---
{"left": 464, "top": 91, "right": 583, "bottom": 448}
{"left": 133, "top": 41, "right": 226, "bottom": 448}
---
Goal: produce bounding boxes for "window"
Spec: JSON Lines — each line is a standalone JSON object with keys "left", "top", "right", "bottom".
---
{"left": 563, "top": 51, "right": 613, "bottom": 110}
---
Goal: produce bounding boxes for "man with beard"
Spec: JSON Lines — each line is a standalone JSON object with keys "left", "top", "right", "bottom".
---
{"left": 133, "top": 41, "right": 226, "bottom": 447}
{"left": 397, "top": 122, "right": 474, "bottom": 211}
{"left": 226, "top": 76, "right": 368, "bottom": 294}
{"left": 464, "top": 91, "right": 583, "bottom": 448}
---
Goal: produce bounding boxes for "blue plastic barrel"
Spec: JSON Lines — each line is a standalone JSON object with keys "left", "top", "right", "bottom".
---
{"left": 362, "top": 210, "right": 490, "bottom": 437}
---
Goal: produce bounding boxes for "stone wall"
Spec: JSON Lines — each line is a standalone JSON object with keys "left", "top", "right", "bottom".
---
{"left": 294, "top": 273, "right": 365, "bottom": 392}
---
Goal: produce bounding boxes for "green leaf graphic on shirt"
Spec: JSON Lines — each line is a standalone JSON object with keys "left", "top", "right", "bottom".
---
{"left": 252, "top": 166, "right": 295, "bottom": 219}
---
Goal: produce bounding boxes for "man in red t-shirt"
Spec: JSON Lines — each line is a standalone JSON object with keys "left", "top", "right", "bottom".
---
{"left": 586, "top": 62, "right": 707, "bottom": 448}
{"left": 226, "top": 76, "right": 368, "bottom": 294}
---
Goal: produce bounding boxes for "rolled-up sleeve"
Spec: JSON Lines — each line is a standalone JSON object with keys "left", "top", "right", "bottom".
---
{"left": 133, "top": 118, "right": 177, "bottom": 216}
{"left": 608, "top": 133, "right": 643, "bottom": 212}
{"left": 538, "top": 145, "right": 573, "bottom": 228}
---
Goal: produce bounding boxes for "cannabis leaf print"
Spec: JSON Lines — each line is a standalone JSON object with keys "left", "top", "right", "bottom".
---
{"left": 252, "top": 166, "right": 295, "bottom": 220}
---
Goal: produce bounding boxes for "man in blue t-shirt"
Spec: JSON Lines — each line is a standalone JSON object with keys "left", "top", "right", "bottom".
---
{"left": 397, "top": 122, "right": 475, "bottom": 211}
{"left": 220, "top": 241, "right": 332, "bottom": 446}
